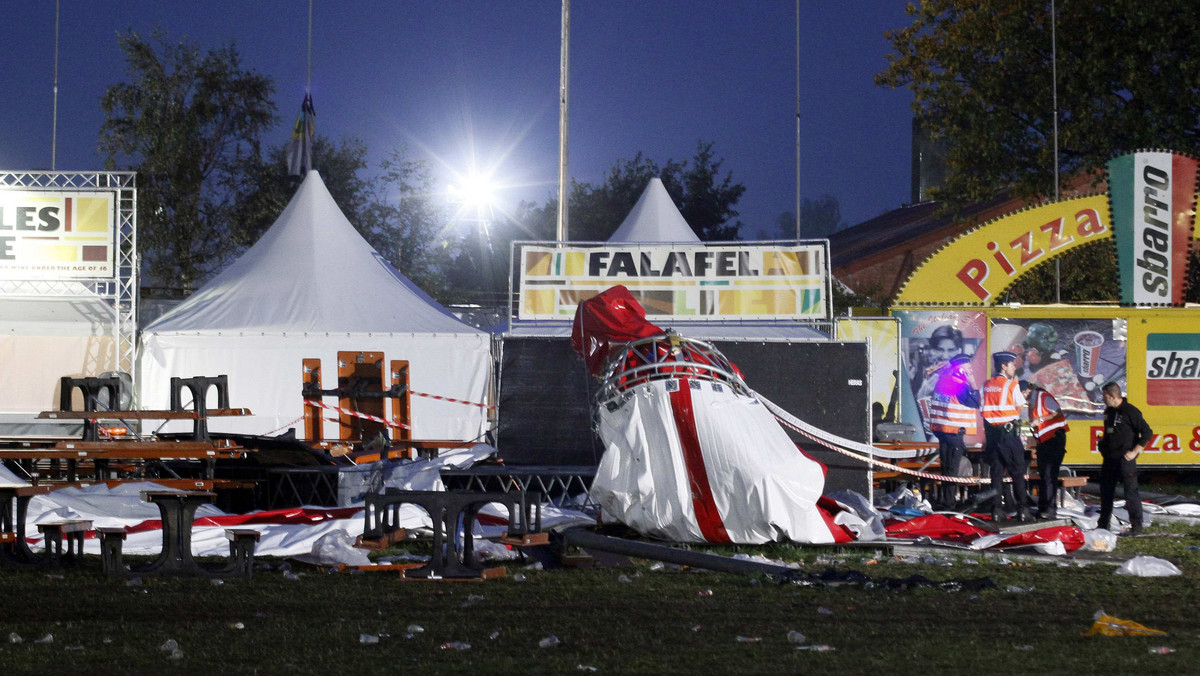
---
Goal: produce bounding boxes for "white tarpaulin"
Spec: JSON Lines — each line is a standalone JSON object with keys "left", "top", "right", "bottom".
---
{"left": 139, "top": 171, "right": 491, "bottom": 440}
{"left": 592, "top": 377, "right": 834, "bottom": 544}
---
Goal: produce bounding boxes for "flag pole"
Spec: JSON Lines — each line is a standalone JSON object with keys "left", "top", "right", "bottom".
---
{"left": 556, "top": 0, "right": 570, "bottom": 243}
{"left": 51, "top": 0, "right": 60, "bottom": 170}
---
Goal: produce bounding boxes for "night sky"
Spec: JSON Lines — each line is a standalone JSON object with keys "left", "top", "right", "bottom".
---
{"left": 1, "top": 1, "right": 915, "bottom": 238}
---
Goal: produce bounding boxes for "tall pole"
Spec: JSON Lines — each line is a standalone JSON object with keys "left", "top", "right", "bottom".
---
{"left": 556, "top": 0, "right": 571, "bottom": 242}
{"left": 51, "top": 0, "right": 60, "bottom": 170}
{"left": 306, "top": 0, "right": 313, "bottom": 93}
{"left": 794, "top": 0, "right": 801, "bottom": 239}
{"left": 1051, "top": 0, "right": 1061, "bottom": 303}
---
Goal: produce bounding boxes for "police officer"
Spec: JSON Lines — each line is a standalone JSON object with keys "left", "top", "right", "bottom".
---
{"left": 1020, "top": 380, "right": 1069, "bottom": 519}
{"left": 928, "top": 353, "right": 979, "bottom": 509}
{"left": 1098, "top": 382, "right": 1152, "bottom": 536}
{"left": 981, "top": 351, "right": 1029, "bottom": 522}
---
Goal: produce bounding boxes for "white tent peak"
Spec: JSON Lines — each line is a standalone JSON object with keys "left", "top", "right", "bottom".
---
{"left": 607, "top": 178, "right": 700, "bottom": 243}
{"left": 145, "top": 170, "right": 477, "bottom": 335}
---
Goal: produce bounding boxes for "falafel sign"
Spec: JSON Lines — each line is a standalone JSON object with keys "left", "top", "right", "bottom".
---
{"left": 518, "top": 243, "right": 827, "bottom": 321}
{"left": 0, "top": 190, "right": 116, "bottom": 279}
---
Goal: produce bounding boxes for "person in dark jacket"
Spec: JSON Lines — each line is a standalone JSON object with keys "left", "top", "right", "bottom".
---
{"left": 1097, "top": 382, "right": 1153, "bottom": 536}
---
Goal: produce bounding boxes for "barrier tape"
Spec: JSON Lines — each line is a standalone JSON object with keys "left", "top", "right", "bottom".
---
{"left": 410, "top": 390, "right": 496, "bottom": 410}
{"left": 303, "top": 399, "right": 412, "bottom": 430}
{"left": 263, "top": 415, "right": 306, "bottom": 436}
{"left": 755, "top": 392, "right": 993, "bottom": 486}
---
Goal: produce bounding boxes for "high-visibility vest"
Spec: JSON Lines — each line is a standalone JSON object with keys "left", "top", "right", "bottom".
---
{"left": 1029, "top": 389, "right": 1068, "bottom": 443}
{"left": 981, "top": 376, "right": 1022, "bottom": 424}
{"left": 928, "top": 369, "right": 978, "bottom": 435}
{"left": 929, "top": 393, "right": 978, "bottom": 435}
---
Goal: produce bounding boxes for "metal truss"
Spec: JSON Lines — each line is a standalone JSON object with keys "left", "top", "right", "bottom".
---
{"left": 0, "top": 171, "right": 138, "bottom": 384}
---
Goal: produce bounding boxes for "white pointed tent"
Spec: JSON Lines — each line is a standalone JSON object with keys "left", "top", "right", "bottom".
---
{"left": 139, "top": 171, "right": 491, "bottom": 440}
{"left": 606, "top": 178, "right": 700, "bottom": 243}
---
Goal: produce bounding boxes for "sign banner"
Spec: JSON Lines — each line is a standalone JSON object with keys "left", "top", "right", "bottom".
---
{"left": 0, "top": 190, "right": 116, "bottom": 279}
{"left": 896, "top": 309, "right": 987, "bottom": 444}
{"left": 894, "top": 195, "right": 1110, "bottom": 305}
{"left": 836, "top": 317, "right": 901, "bottom": 428}
{"left": 517, "top": 244, "right": 827, "bottom": 321}
{"left": 1107, "top": 151, "right": 1199, "bottom": 306}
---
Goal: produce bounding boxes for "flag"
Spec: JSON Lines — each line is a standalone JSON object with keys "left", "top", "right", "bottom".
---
{"left": 287, "top": 93, "right": 315, "bottom": 176}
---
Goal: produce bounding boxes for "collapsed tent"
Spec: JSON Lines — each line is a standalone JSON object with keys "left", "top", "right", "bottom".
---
{"left": 139, "top": 171, "right": 491, "bottom": 440}
{"left": 573, "top": 286, "right": 841, "bottom": 544}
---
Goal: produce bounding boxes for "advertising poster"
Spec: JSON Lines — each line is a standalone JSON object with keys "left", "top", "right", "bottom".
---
{"left": 896, "top": 310, "right": 987, "bottom": 444}
{"left": 517, "top": 243, "right": 827, "bottom": 321}
{"left": 0, "top": 190, "right": 116, "bottom": 280}
{"left": 835, "top": 317, "right": 901, "bottom": 428}
{"left": 989, "top": 317, "right": 1125, "bottom": 420}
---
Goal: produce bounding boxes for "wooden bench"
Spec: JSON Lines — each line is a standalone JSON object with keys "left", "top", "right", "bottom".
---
{"left": 1028, "top": 474, "right": 1088, "bottom": 506}
{"left": 0, "top": 532, "right": 14, "bottom": 544}
{"left": 36, "top": 519, "right": 93, "bottom": 567}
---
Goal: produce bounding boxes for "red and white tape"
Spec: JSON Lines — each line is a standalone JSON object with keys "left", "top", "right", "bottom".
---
{"left": 409, "top": 390, "right": 496, "bottom": 410}
{"left": 303, "top": 399, "right": 412, "bottom": 430}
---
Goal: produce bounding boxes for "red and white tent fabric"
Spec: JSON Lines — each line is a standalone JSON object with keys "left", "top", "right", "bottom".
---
{"left": 574, "top": 286, "right": 844, "bottom": 544}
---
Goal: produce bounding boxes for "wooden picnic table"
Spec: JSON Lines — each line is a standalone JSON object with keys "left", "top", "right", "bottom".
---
{"left": 0, "top": 439, "right": 250, "bottom": 483}
{"left": 0, "top": 483, "right": 51, "bottom": 565}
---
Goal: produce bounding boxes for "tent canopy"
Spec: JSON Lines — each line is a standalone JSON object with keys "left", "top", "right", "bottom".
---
{"left": 606, "top": 178, "right": 700, "bottom": 244}
{"left": 146, "top": 170, "right": 470, "bottom": 335}
{"left": 140, "top": 171, "right": 490, "bottom": 440}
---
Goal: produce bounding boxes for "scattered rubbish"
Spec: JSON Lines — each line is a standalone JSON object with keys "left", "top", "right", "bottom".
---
{"left": 1013, "top": 645, "right": 1034, "bottom": 651}
{"left": 65, "top": 644, "right": 84, "bottom": 651}
{"left": 795, "top": 644, "right": 834, "bottom": 652}
{"left": 525, "top": 561, "right": 544, "bottom": 570}
{"left": 283, "top": 571, "right": 301, "bottom": 581}
{"left": 649, "top": 562, "right": 665, "bottom": 571}
{"left": 538, "top": 635, "right": 562, "bottom": 649}
{"left": 1085, "top": 612, "right": 1167, "bottom": 637}
{"left": 698, "top": 589, "right": 713, "bottom": 596}
{"left": 1115, "top": 556, "right": 1182, "bottom": 577}
{"left": 1006, "top": 586, "right": 1034, "bottom": 593}
{"left": 512, "top": 573, "right": 527, "bottom": 582}
{"left": 489, "top": 630, "right": 501, "bottom": 640}
{"left": 211, "top": 579, "right": 224, "bottom": 586}
{"left": 786, "top": 630, "right": 806, "bottom": 644}
{"left": 692, "top": 625, "right": 702, "bottom": 632}
{"left": 359, "top": 634, "right": 380, "bottom": 645}
{"left": 735, "top": 636, "right": 762, "bottom": 643}
{"left": 406, "top": 625, "right": 425, "bottom": 634}
{"left": 618, "top": 574, "right": 632, "bottom": 583}
{"left": 45, "top": 574, "right": 64, "bottom": 581}
{"left": 466, "top": 594, "right": 485, "bottom": 603}
{"left": 229, "top": 622, "right": 245, "bottom": 630}
{"left": 166, "top": 647, "right": 184, "bottom": 660}
{"left": 125, "top": 577, "right": 143, "bottom": 587}
{"left": 577, "top": 666, "right": 599, "bottom": 672}
{"left": 1083, "top": 529, "right": 1118, "bottom": 552}
{"left": 1149, "top": 646, "right": 1176, "bottom": 655}
{"left": 8, "top": 632, "right": 22, "bottom": 644}
{"left": 440, "top": 641, "right": 470, "bottom": 650}
{"left": 817, "top": 607, "right": 833, "bottom": 615}
{"left": 34, "top": 634, "right": 53, "bottom": 644}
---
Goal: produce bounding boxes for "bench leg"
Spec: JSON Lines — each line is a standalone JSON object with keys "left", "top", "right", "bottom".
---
{"left": 99, "top": 533, "right": 129, "bottom": 578}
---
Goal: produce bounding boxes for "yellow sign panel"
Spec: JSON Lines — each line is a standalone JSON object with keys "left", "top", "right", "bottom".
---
{"left": 895, "top": 195, "right": 1111, "bottom": 305}
{"left": 0, "top": 190, "right": 116, "bottom": 279}
{"left": 518, "top": 244, "right": 828, "bottom": 321}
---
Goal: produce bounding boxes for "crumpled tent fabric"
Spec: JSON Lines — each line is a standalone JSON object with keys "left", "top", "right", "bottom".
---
{"left": 570, "top": 285, "right": 664, "bottom": 377}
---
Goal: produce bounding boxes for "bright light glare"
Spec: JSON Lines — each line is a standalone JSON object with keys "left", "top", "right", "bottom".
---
{"left": 447, "top": 173, "right": 495, "bottom": 208}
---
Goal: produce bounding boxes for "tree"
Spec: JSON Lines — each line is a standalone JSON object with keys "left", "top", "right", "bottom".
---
{"left": 877, "top": 1, "right": 1200, "bottom": 210}
{"left": 766, "top": 195, "right": 846, "bottom": 240}
{"left": 876, "top": 1, "right": 1200, "bottom": 302}
{"left": 99, "top": 31, "right": 276, "bottom": 291}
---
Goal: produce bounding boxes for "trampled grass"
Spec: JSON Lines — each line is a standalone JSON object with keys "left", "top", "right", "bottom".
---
{"left": 1, "top": 523, "right": 1198, "bottom": 674}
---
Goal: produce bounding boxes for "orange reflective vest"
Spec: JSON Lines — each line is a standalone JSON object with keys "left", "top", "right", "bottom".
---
{"left": 1029, "top": 389, "right": 1068, "bottom": 443}
{"left": 981, "top": 376, "right": 1023, "bottom": 425}
{"left": 928, "top": 367, "right": 978, "bottom": 435}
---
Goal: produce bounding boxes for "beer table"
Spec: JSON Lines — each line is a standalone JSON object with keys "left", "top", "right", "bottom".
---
{"left": 0, "top": 483, "right": 51, "bottom": 564}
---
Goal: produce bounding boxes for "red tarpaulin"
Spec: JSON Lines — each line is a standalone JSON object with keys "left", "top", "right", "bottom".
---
{"left": 571, "top": 286, "right": 665, "bottom": 376}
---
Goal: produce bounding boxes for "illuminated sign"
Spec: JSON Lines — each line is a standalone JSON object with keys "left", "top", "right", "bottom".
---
{"left": 518, "top": 244, "right": 827, "bottom": 321}
{"left": 0, "top": 190, "right": 116, "bottom": 279}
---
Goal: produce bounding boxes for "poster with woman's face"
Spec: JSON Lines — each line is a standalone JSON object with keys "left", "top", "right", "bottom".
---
{"left": 990, "top": 317, "right": 1127, "bottom": 419}
{"left": 897, "top": 310, "right": 987, "bottom": 442}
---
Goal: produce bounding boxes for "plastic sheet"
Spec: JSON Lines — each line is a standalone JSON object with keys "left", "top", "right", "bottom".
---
{"left": 1115, "top": 555, "right": 1182, "bottom": 577}
{"left": 1082, "top": 528, "right": 1118, "bottom": 552}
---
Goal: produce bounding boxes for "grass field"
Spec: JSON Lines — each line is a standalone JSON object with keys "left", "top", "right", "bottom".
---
{"left": 1, "top": 523, "right": 1198, "bottom": 675}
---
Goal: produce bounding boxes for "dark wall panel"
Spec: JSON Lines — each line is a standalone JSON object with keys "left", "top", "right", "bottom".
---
{"left": 497, "top": 337, "right": 870, "bottom": 495}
